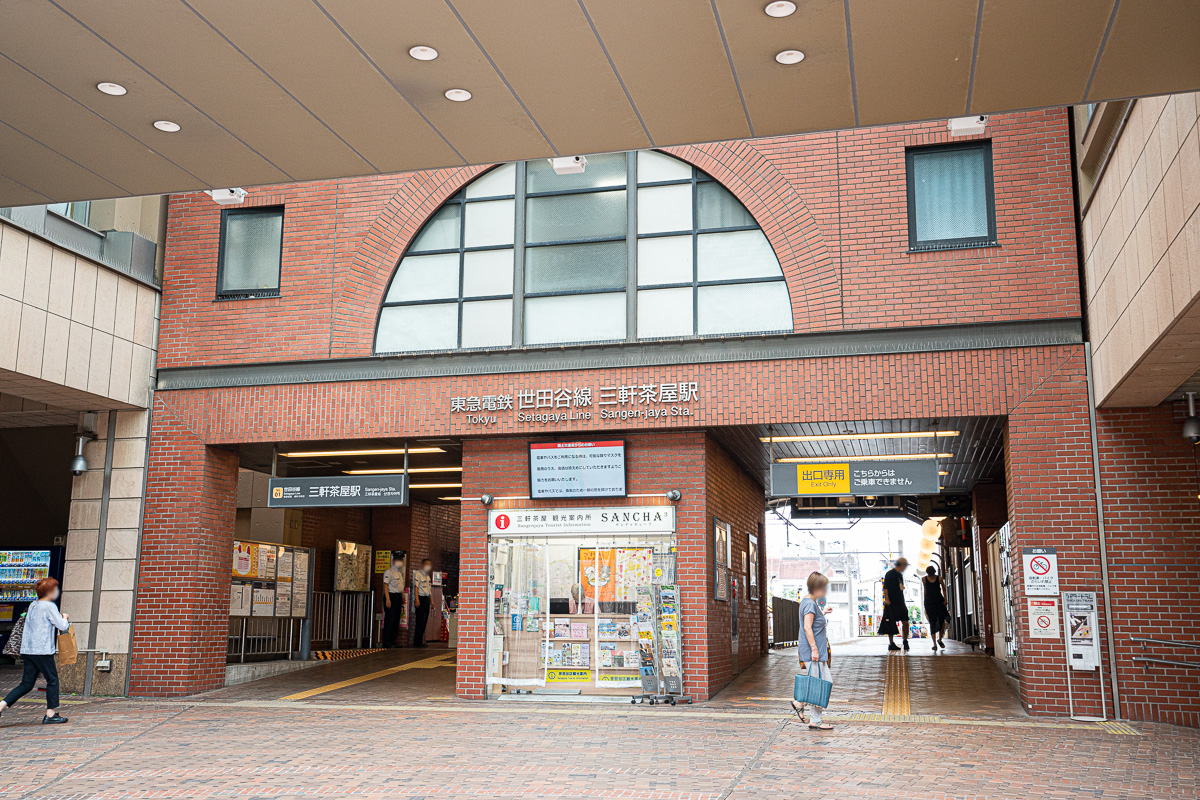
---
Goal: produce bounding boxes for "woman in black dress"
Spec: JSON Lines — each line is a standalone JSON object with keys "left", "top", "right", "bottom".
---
{"left": 923, "top": 566, "right": 949, "bottom": 650}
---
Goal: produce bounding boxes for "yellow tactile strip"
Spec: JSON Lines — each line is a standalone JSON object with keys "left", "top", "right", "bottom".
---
{"left": 311, "top": 648, "right": 388, "bottom": 661}
{"left": 282, "top": 652, "right": 455, "bottom": 700}
{"left": 883, "top": 653, "right": 910, "bottom": 716}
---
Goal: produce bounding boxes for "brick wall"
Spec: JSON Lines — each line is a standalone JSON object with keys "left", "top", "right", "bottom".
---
{"left": 1096, "top": 403, "right": 1200, "bottom": 726}
{"left": 157, "top": 110, "right": 1078, "bottom": 370}
{"left": 300, "top": 507, "right": 371, "bottom": 593}
{"left": 704, "top": 436, "right": 768, "bottom": 695}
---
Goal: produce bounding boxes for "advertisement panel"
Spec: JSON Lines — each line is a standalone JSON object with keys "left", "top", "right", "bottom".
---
{"left": 529, "top": 440, "right": 626, "bottom": 499}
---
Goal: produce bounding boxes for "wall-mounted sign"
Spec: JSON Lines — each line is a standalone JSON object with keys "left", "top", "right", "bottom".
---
{"left": 770, "top": 460, "right": 939, "bottom": 496}
{"left": 449, "top": 381, "right": 700, "bottom": 428}
{"left": 1021, "top": 547, "right": 1059, "bottom": 595}
{"left": 488, "top": 506, "right": 676, "bottom": 535}
{"left": 267, "top": 475, "right": 408, "bottom": 508}
{"left": 1027, "top": 597, "right": 1060, "bottom": 638}
{"left": 529, "top": 440, "right": 626, "bottom": 499}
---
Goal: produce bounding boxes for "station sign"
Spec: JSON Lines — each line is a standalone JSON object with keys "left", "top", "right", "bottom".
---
{"left": 529, "top": 439, "right": 627, "bottom": 499}
{"left": 267, "top": 475, "right": 408, "bottom": 508}
{"left": 769, "top": 459, "right": 939, "bottom": 496}
{"left": 488, "top": 506, "right": 675, "bottom": 535}
{"left": 448, "top": 380, "right": 700, "bottom": 429}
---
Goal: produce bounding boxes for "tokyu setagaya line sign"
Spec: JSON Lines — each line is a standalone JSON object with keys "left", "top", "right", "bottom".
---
{"left": 488, "top": 506, "right": 676, "bottom": 535}
{"left": 449, "top": 381, "right": 700, "bottom": 428}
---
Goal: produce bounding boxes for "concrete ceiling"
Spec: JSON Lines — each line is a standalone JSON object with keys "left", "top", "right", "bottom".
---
{"left": 2, "top": 0, "right": 1200, "bottom": 206}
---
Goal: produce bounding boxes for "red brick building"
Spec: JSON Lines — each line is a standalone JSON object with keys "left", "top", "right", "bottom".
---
{"left": 134, "top": 108, "right": 1197, "bottom": 724}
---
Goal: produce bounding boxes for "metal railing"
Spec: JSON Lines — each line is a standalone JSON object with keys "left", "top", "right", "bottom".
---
{"left": 227, "top": 617, "right": 301, "bottom": 663}
{"left": 1130, "top": 637, "right": 1200, "bottom": 670}
{"left": 310, "top": 591, "right": 374, "bottom": 651}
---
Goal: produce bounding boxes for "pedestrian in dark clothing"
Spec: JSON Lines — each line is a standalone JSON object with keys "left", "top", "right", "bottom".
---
{"left": 412, "top": 559, "right": 434, "bottom": 648}
{"left": 0, "top": 578, "right": 70, "bottom": 724}
{"left": 923, "top": 565, "right": 949, "bottom": 651}
{"left": 878, "top": 558, "right": 910, "bottom": 651}
{"left": 381, "top": 554, "right": 406, "bottom": 648}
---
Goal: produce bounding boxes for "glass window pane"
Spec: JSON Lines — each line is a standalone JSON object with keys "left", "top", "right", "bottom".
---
{"left": 696, "top": 229, "right": 782, "bottom": 282}
{"left": 526, "top": 153, "right": 627, "bottom": 193}
{"left": 409, "top": 205, "right": 461, "bottom": 252}
{"left": 525, "top": 241, "right": 626, "bottom": 294}
{"left": 385, "top": 253, "right": 459, "bottom": 302}
{"left": 524, "top": 292, "right": 626, "bottom": 345}
{"left": 466, "top": 163, "right": 516, "bottom": 199}
{"left": 637, "top": 236, "right": 692, "bottom": 286}
{"left": 637, "top": 150, "right": 692, "bottom": 183}
{"left": 526, "top": 191, "right": 626, "bottom": 243}
{"left": 637, "top": 287, "right": 693, "bottom": 339}
{"left": 463, "top": 249, "right": 514, "bottom": 298}
{"left": 696, "top": 282, "right": 792, "bottom": 335}
{"left": 461, "top": 299, "right": 513, "bottom": 348}
{"left": 464, "top": 199, "right": 515, "bottom": 247}
{"left": 637, "top": 185, "right": 692, "bottom": 234}
{"left": 697, "top": 182, "right": 755, "bottom": 229}
{"left": 375, "top": 303, "right": 458, "bottom": 352}
{"left": 220, "top": 209, "right": 283, "bottom": 292}
{"left": 912, "top": 147, "right": 989, "bottom": 242}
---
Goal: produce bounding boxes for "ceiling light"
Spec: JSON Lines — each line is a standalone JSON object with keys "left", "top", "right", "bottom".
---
{"left": 97, "top": 82, "right": 127, "bottom": 96}
{"left": 760, "top": 431, "right": 959, "bottom": 443}
{"left": 344, "top": 467, "right": 463, "bottom": 475}
{"left": 280, "top": 447, "right": 444, "bottom": 458}
{"left": 439, "top": 497, "right": 463, "bottom": 502}
{"left": 938, "top": 470, "right": 949, "bottom": 476}
{"left": 153, "top": 120, "right": 181, "bottom": 132}
{"left": 445, "top": 89, "right": 472, "bottom": 102}
{"left": 775, "top": 50, "right": 805, "bottom": 65}
{"left": 409, "top": 45, "right": 438, "bottom": 61}
{"left": 409, "top": 483, "right": 463, "bottom": 489}
{"left": 776, "top": 453, "right": 953, "bottom": 463}
{"left": 765, "top": 1, "right": 797, "bottom": 17}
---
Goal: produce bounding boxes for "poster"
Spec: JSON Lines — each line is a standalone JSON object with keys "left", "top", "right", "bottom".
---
{"left": 0, "top": 604, "right": 11, "bottom": 622}
{"left": 232, "top": 542, "right": 256, "bottom": 579}
{"left": 615, "top": 549, "right": 653, "bottom": 601}
{"left": 1027, "top": 597, "right": 1060, "bottom": 638}
{"left": 277, "top": 548, "right": 293, "bottom": 582}
{"left": 274, "top": 581, "right": 293, "bottom": 616}
{"left": 714, "top": 520, "right": 731, "bottom": 601}
{"left": 256, "top": 544, "right": 277, "bottom": 580}
{"left": 230, "top": 582, "right": 252, "bottom": 617}
{"left": 579, "top": 548, "right": 616, "bottom": 603}
{"left": 375, "top": 550, "right": 392, "bottom": 573}
{"left": 291, "top": 550, "right": 310, "bottom": 617}
{"left": 335, "top": 540, "right": 371, "bottom": 592}
{"left": 748, "top": 533, "right": 759, "bottom": 600}
{"left": 1064, "top": 591, "right": 1099, "bottom": 670}
{"left": 251, "top": 583, "right": 275, "bottom": 617}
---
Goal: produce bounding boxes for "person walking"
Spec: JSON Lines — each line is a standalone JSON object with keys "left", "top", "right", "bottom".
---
{"left": 0, "top": 578, "right": 70, "bottom": 725}
{"left": 790, "top": 572, "right": 834, "bottom": 731}
{"left": 381, "top": 553, "right": 406, "bottom": 648}
{"left": 412, "top": 559, "right": 434, "bottom": 648}
{"left": 922, "top": 565, "right": 949, "bottom": 651}
{"left": 879, "top": 558, "right": 910, "bottom": 651}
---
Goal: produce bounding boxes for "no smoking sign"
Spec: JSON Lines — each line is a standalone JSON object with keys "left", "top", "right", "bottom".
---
{"left": 1021, "top": 546, "right": 1059, "bottom": 595}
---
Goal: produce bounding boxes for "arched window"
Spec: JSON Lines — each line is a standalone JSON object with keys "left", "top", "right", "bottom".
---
{"left": 375, "top": 151, "right": 792, "bottom": 353}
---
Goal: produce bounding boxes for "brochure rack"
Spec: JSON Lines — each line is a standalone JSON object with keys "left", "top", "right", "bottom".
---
{"left": 631, "top": 583, "right": 691, "bottom": 705}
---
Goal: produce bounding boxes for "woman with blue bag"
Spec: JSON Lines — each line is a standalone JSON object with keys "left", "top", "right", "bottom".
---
{"left": 791, "top": 572, "right": 834, "bottom": 731}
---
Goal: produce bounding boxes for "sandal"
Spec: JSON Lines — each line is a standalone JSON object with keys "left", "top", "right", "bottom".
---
{"left": 790, "top": 700, "right": 808, "bottom": 723}
{"left": 808, "top": 723, "right": 833, "bottom": 731}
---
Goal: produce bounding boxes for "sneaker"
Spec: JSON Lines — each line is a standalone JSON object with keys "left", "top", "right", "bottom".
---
{"left": 42, "top": 713, "right": 68, "bottom": 725}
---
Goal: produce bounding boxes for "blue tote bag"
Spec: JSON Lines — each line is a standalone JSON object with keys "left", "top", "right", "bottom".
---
{"left": 794, "top": 660, "right": 832, "bottom": 707}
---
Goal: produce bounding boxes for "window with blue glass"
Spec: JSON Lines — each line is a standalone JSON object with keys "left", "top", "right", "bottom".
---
{"left": 374, "top": 151, "right": 793, "bottom": 354}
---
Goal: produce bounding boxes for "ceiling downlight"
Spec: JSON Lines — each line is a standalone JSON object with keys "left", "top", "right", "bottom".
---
{"left": 775, "top": 50, "right": 805, "bottom": 65}
{"left": 97, "top": 82, "right": 127, "bottom": 96}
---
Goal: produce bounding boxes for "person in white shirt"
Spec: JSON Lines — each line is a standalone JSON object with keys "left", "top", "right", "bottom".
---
{"left": 0, "top": 577, "right": 70, "bottom": 724}
{"left": 381, "top": 554, "right": 406, "bottom": 648}
{"left": 412, "top": 560, "right": 434, "bottom": 648}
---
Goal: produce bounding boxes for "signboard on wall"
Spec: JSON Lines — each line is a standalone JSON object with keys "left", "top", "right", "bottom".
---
{"left": 267, "top": 475, "right": 408, "bottom": 508}
{"left": 1063, "top": 591, "right": 1099, "bottom": 670}
{"left": 448, "top": 381, "right": 701, "bottom": 429}
{"left": 528, "top": 440, "right": 627, "bottom": 499}
{"left": 770, "top": 460, "right": 939, "bottom": 496}
{"left": 1021, "top": 547, "right": 1059, "bottom": 595}
{"left": 487, "top": 506, "right": 675, "bottom": 535}
{"left": 1027, "top": 597, "right": 1060, "bottom": 638}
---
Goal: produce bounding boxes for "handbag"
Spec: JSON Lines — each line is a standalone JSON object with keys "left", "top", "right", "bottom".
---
{"left": 794, "top": 659, "right": 832, "bottom": 707}
{"left": 56, "top": 626, "right": 78, "bottom": 666}
{"left": 2, "top": 614, "right": 26, "bottom": 656}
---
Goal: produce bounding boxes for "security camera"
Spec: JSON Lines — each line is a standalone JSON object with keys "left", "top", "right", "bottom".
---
{"left": 207, "top": 188, "right": 248, "bottom": 206}
{"left": 70, "top": 454, "right": 88, "bottom": 477}
{"left": 666, "top": 489, "right": 683, "bottom": 502}
{"left": 1185, "top": 393, "right": 1200, "bottom": 444}
{"left": 948, "top": 115, "right": 988, "bottom": 137}
{"left": 548, "top": 156, "right": 587, "bottom": 175}
{"left": 70, "top": 427, "right": 96, "bottom": 476}
{"left": 480, "top": 493, "right": 494, "bottom": 506}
